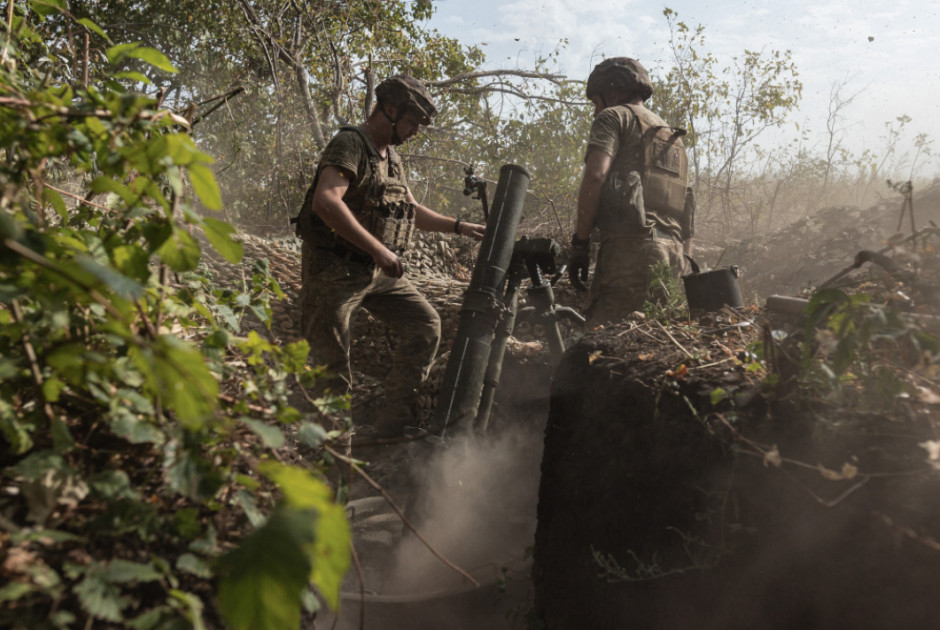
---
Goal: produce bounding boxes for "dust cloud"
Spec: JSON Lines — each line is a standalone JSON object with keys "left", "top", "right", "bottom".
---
{"left": 324, "top": 418, "right": 545, "bottom": 630}
{"left": 390, "top": 422, "right": 543, "bottom": 593}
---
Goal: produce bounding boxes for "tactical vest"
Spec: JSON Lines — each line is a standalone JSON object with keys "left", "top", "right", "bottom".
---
{"left": 295, "top": 126, "right": 416, "bottom": 255}
{"left": 597, "top": 104, "right": 689, "bottom": 238}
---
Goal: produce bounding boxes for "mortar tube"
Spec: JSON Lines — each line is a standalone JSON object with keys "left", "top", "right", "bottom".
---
{"left": 475, "top": 284, "right": 520, "bottom": 434}
{"left": 435, "top": 164, "right": 531, "bottom": 437}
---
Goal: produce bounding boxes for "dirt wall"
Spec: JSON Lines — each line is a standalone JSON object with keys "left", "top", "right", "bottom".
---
{"left": 533, "top": 323, "right": 940, "bottom": 630}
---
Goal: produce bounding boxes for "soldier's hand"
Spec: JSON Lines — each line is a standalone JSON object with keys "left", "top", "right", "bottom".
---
{"left": 374, "top": 247, "right": 404, "bottom": 278}
{"left": 460, "top": 222, "right": 486, "bottom": 242}
{"left": 568, "top": 235, "right": 591, "bottom": 293}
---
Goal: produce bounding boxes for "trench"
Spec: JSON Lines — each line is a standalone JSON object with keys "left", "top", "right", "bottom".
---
{"left": 317, "top": 353, "right": 552, "bottom": 630}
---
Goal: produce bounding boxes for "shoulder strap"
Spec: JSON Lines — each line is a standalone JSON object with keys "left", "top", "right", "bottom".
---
{"left": 338, "top": 125, "right": 379, "bottom": 161}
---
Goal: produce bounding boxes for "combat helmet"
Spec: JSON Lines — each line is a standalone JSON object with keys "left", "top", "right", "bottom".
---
{"left": 586, "top": 57, "right": 653, "bottom": 103}
{"left": 375, "top": 74, "right": 437, "bottom": 125}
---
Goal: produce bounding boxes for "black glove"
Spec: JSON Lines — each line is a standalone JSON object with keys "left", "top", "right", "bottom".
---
{"left": 568, "top": 235, "right": 591, "bottom": 292}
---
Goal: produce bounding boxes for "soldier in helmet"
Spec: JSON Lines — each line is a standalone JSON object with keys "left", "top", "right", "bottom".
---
{"left": 569, "top": 57, "right": 695, "bottom": 326}
{"left": 295, "top": 74, "right": 485, "bottom": 438}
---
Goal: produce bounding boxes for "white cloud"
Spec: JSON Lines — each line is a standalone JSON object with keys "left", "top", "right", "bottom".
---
{"left": 429, "top": 0, "right": 940, "bottom": 159}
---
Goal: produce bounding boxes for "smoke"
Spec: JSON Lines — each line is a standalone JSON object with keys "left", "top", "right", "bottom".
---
{"left": 387, "top": 421, "right": 544, "bottom": 594}
{"left": 325, "top": 416, "right": 546, "bottom": 630}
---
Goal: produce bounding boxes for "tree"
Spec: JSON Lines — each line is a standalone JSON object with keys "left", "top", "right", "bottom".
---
{"left": 1, "top": 3, "right": 349, "bottom": 628}
{"left": 656, "top": 7, "right": 803, "bottom": 234}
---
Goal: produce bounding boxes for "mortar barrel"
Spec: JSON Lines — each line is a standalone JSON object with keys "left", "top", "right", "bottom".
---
{"left": 435, "top": 164, "right": 531, "bottom": 436}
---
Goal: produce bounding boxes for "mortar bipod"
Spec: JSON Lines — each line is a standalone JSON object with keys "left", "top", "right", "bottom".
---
{"left": 513, "top": 238, "right": 585, "bottom": 364}
{"left": 474, "top": 237, "right": 585, "bottom": 433}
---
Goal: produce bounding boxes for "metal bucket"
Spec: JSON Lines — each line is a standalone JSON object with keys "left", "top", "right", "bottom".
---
{"left": 682, "top": 265, "right": 744, "bottom": 313}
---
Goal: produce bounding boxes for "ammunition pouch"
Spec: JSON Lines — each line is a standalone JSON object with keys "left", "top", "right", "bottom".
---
{"left": 597, "top": 170, "right": 646, "bottom": 233}
{"left": 639, "top": 122, "right": 688, "bottom": 222}
{"left": 292, "top": 125, "right": 415, "bottom": 254}
{"left": 367, "top": 200, "right": 416, "bottom": 253}
{"left": 596, "top": 104, "right": 688, "bottom": 239}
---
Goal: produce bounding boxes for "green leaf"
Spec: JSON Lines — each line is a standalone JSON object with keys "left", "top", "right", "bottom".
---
{"left": 242, "top": 418, "right": 285, "bottom": 449}
{"left": 202, "top": 217, "right": 242, "bottom": 263}
{"left": 156, "top": 228, "right": 201, "bottom": 272}
{"left": 126, "top": 46, "right": 178, "bottom": 74}
{"left": 176, "top": 554, "right": 211, "bottom": 579}
{"left": 77, "top": 17, "right": 111, "bottom": 42}
{"left": 107, "top": 43, "right": 177, "bottom": 74}
{"left": 31, "top": 0, "right": 66, "bottom": 18}
{"left": 297, "top": 422, "right": 327, "bottom": 449}
{"left": 112, "top": 245, "right": 151, "bottom": 282}
{"left": 114, "top": 71, "right": 153, "bottom": 86}
{"left": 310, "top": 498, "right": 350, "bottom": 610}
{"left": 51, "top": 415, "right": 75, "bottom": 452}
{"left": 710, "top": 387, "right": 728, "bottom": 405}
{"left": 103, "top": 559, "right": 163, "bottom": 583}
{"left": 260, "top": 463, "right": 350, "bottom": 609}
{"left": 169, "top": 590, "right": 207, "bottom": 630}
{"left": 217, "top": 507, "right": 315, "bottom": 630}
{"left": 235, "top": 489, "right": 266, "bottom": 528}
{"left": 10, "top": 529, "right": 85, "bottom": 544}
{"left": 127, "top": 606, "right": 170, "bottom": 630}
{"left": 109, "top": 410, "right": 165, "bottom": 445}
{"left": 76, "top": 255, "right": 145, "bottom": 299}
{"left": 0, "top": 582, "right": 34, "bottom": 604}
{"left": 91, "top": 175, "right": 135, "bottom": 205}
{"left": 74, "top": 572, "right": 130, "bottom": 622}
{"left": 260, "top": 462, "right": 332, "bottom": 509}
{"left": 283, "top": 341, "right": 310, "bottom": 373}
{"left": 173, "top": 508, "right": 203, "bottom": 539}
{"left": 89, "top": 470, "right": 138, "bottom": 500}
{"left": 42, "top": 376, "right": 66, "bottom": 402}
{"left": 189, "top": 163, "right": 222, "bottom": 210}
{"left": 151, "top": 336, "right": 218, "bottom": 427}
{"left": 13, "top": 451, "right": 67, "bottom": 481}
{"left": 0, "top": 418, "right": 29, "bottom": 454}
{"left": 44, "top": 188, "right": 68, "bottom": 222}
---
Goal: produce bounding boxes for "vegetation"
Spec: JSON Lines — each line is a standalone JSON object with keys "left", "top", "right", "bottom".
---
{"left": 2, "top": 0, "right": 938, "bottom": 628}
{"left": 1, "top": 3, "right": 348, "bottom": 629}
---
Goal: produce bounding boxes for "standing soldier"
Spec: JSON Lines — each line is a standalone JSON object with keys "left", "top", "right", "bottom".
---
{"left": 569, "top": 57, "right": 695, "bottom": 326}
{"left": 295, "top": 75, "right": 485, "bottom": 438}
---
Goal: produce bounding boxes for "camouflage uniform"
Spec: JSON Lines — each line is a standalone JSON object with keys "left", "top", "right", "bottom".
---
{"left": 299, "top": 128, "right": 440, "bottom": 427}
{"left": 585, "top": 102, "right": 692, "bottom": 325}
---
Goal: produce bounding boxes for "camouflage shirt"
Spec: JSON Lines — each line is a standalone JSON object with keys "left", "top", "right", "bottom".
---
{"left": 585, "top": 105, "right": 643, "bottom": 173}
{"left": 316, "top": 127, "right": 408, "bottom": 217}
{"left": 586, "top": 103, "right": 683, "bottom": 238}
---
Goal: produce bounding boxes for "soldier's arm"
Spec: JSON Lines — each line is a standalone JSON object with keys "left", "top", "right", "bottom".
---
{"left": 410, "top": 189, "right": 485, "bottom": 241}
{"left": 575, "top": 148, "right": 613, "bottom": 241}
{"left": 312, "top": 166, "right": 403, "bottom": 277}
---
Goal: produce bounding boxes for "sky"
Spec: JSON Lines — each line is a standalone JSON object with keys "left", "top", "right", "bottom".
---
{"left": 425, "top": 0, "right": 940, "bottom": 174}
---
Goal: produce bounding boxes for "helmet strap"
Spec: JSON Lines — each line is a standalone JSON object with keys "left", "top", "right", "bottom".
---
{"left": 379, "top": 102, "right": 407, "bottom": 145}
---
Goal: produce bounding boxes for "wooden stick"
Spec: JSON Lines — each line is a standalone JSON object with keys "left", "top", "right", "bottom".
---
{"left": 324, "top": 445, "right": 480, "bottom": 587}
{"left": 655, "top": 319, "right": 695, "bottom": 360}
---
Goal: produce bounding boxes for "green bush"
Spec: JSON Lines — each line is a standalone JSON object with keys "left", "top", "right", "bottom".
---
{"left": 1, "top": 4, "right": 348, "bottom": 629}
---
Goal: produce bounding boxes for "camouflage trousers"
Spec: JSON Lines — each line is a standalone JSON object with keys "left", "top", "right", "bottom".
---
{"left": 585, "top": 230, "right": 689, "bottom": 327}
{"left": 300, "top": 240, "right": 441, "bottom": 426}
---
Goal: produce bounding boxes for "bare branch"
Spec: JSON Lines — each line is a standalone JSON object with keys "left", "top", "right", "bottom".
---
{"left": 425, "top": 69, "right": 565, "bottom": 89}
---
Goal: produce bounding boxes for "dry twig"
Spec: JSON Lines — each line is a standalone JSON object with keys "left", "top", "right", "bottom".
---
{"left": 324, "top": 445, "right": 480, "bottom": 588}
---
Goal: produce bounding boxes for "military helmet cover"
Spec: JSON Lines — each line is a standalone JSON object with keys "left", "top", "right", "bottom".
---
{"left": 375, "top": 74, "right": 437, "bottom": 125}
{"left": 586, "top": 57, "right": 654, "bottom": 102}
